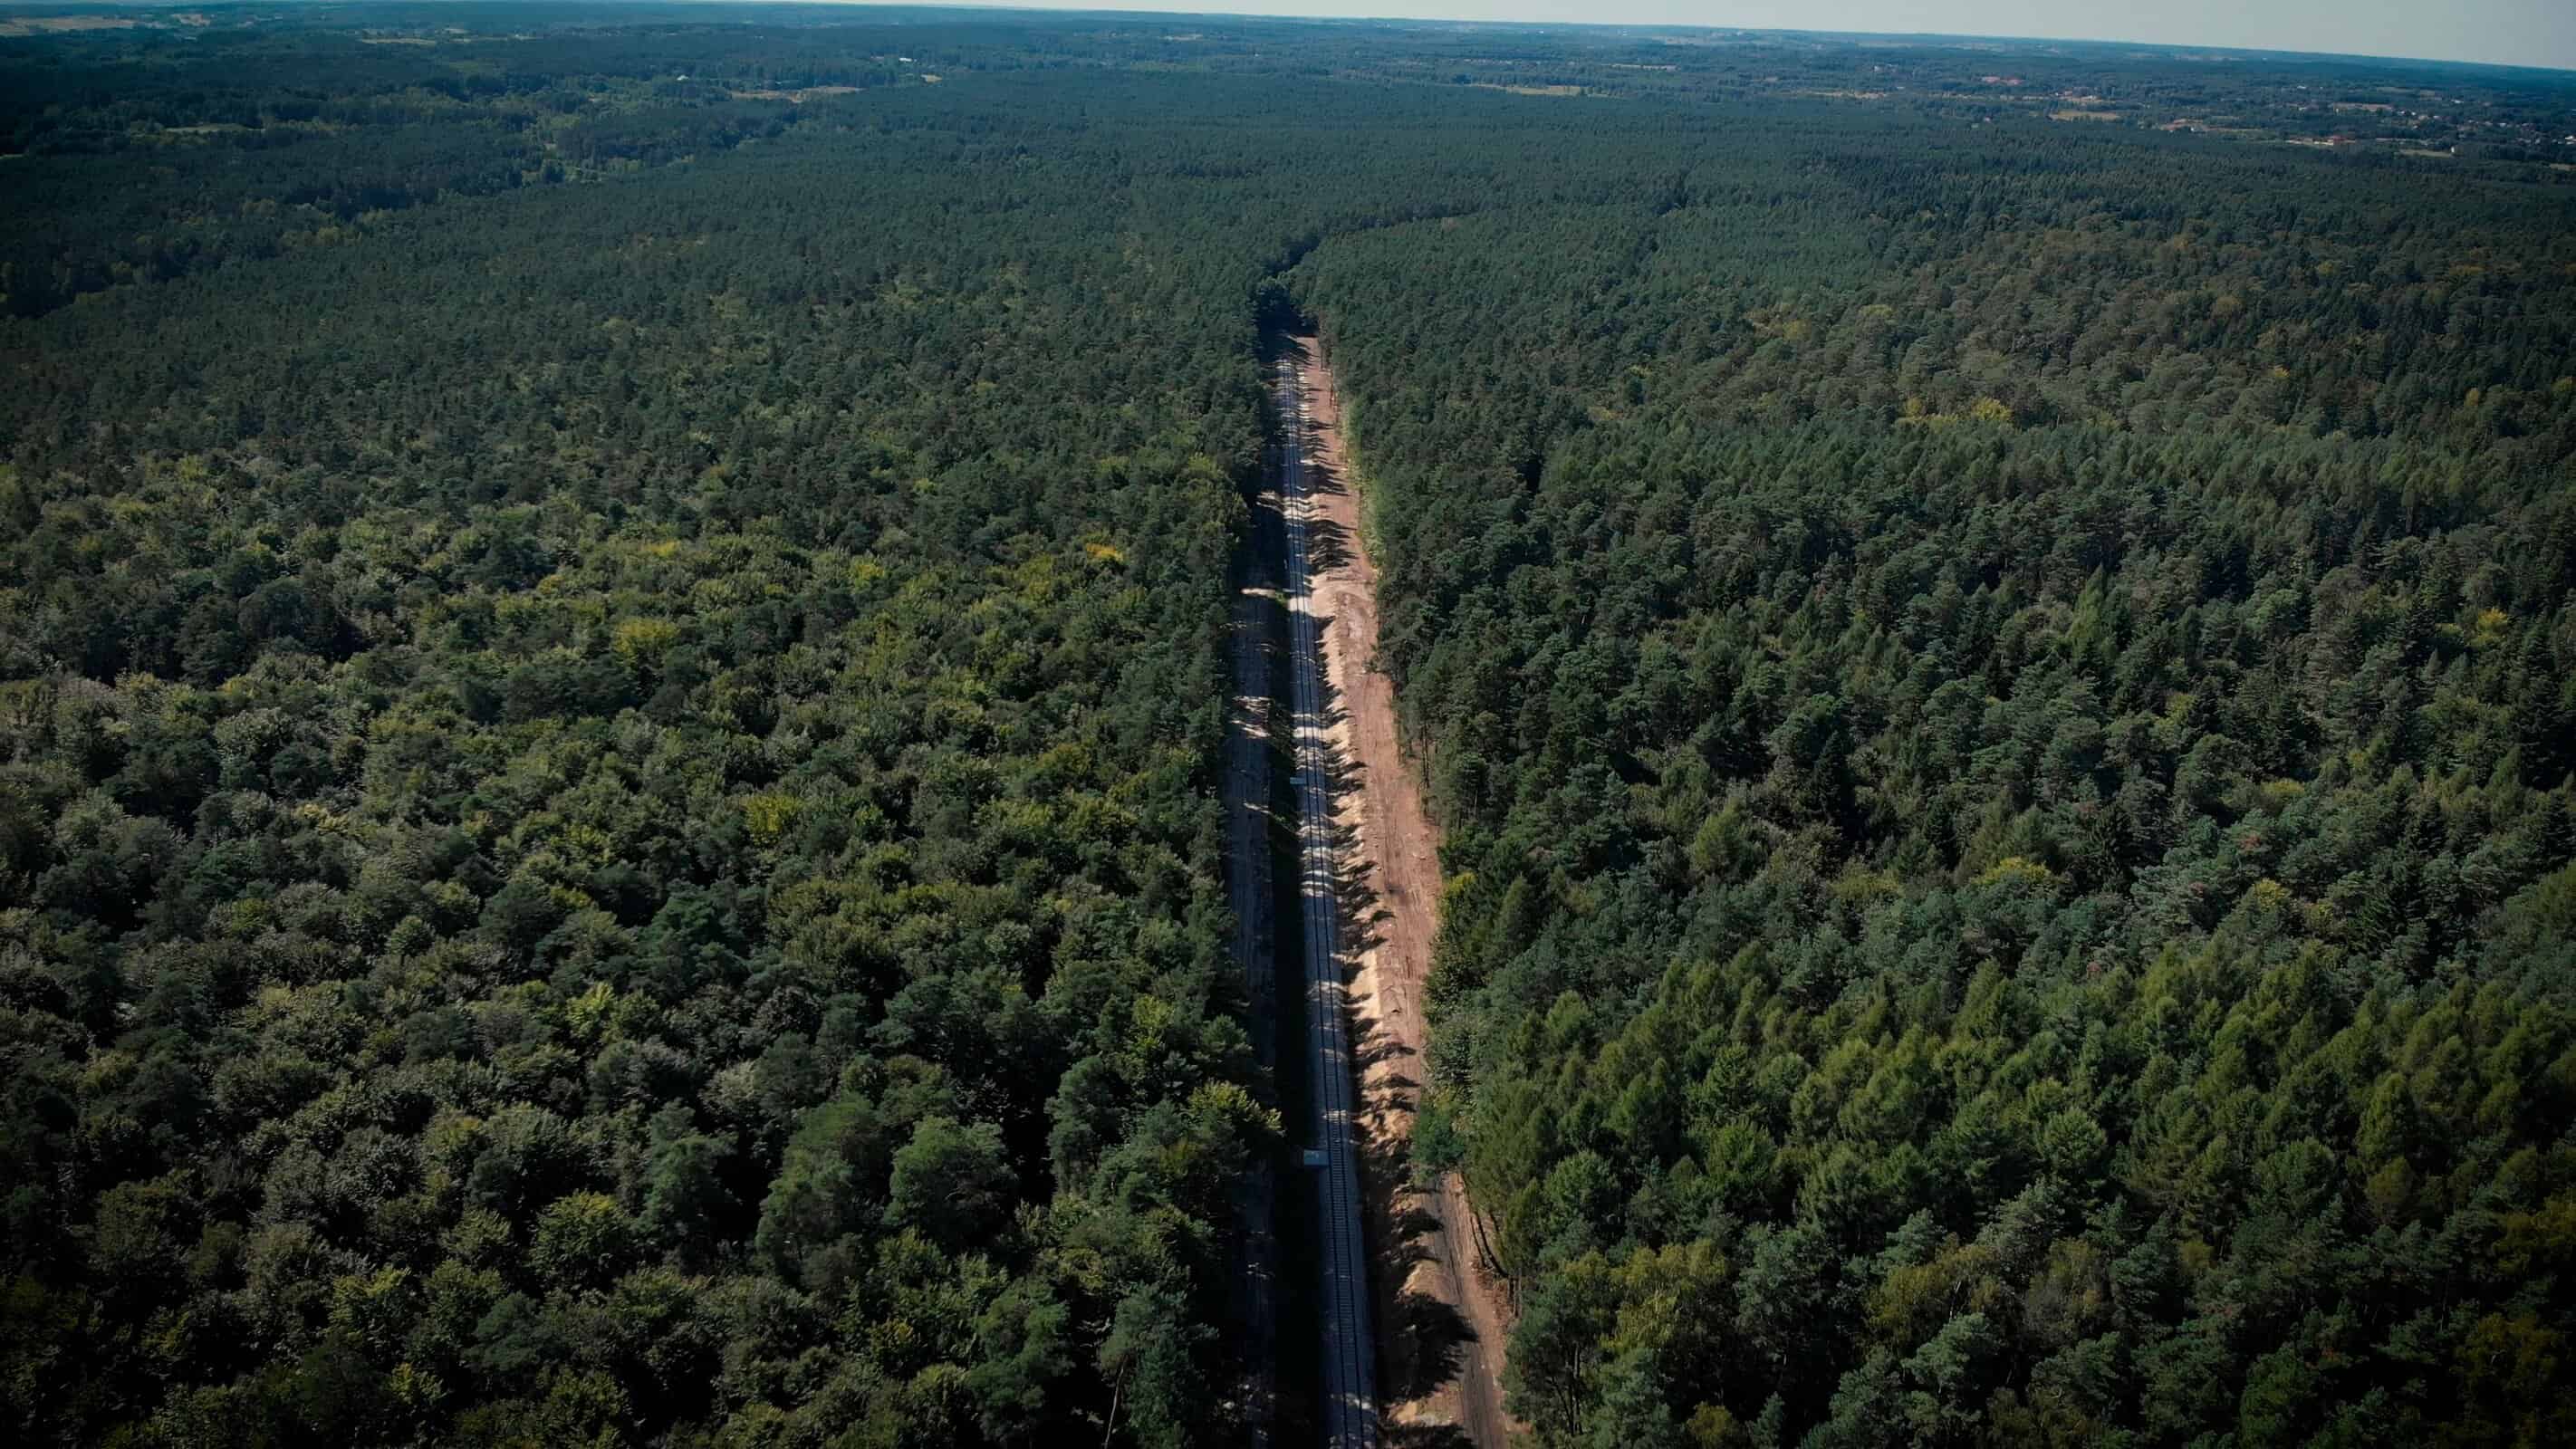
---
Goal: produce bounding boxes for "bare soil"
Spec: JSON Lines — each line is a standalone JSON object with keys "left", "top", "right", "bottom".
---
{"left": 727, "top": 85, "right": 862, "bottom": 102}
{"left": 1287, "top": 334, "right": 1523, "bottom": 1448}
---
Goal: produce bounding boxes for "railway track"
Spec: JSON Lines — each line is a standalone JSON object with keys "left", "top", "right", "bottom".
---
{"left": 1277, "top": 353, "right": 1379, "bottom": 1449}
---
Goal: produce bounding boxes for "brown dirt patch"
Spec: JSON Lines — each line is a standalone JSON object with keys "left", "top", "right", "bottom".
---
{"left": 728, "top": 85, "right": 861, "bottom": 102}
{"left": 1288, "top": 334, "right": 1521, "bottom": 1448}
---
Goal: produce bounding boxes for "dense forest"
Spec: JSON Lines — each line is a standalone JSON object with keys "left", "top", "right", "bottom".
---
{"left": 1300, "top": 64, "right": 2576, "bottom": 1449}
{"left": 4, "top": 5, "right": 2574, "bottom": 1447}
{"left": 0, "top": 22, "right": 1297, "bottom": 1447}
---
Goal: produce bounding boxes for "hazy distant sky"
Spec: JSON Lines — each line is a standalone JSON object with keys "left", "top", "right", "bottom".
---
{"left": 892, "top": 1, "right": 2576, "bottom": 72}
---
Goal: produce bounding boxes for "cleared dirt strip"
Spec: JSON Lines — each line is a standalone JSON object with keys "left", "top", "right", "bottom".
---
{"left": 1285, "top": 334, "right": 1521, "bottom": 1449}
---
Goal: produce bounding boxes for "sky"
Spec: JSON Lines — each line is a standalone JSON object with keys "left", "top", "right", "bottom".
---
{"left": 893, "top": 0, "right": 2576, "bottom": 72}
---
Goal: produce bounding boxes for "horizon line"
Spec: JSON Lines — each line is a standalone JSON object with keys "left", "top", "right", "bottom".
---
{"left": 15, "top": 0, "right": 2575, "bottom": 76}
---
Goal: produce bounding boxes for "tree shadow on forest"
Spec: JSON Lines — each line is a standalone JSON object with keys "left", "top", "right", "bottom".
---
{"left": 1224, "top": 490, "right": 1290, "bottom": 1444}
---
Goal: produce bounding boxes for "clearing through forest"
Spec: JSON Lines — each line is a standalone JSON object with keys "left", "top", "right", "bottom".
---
{"left": 1283, "top": 334, "right": 1522, "bottom": 1449}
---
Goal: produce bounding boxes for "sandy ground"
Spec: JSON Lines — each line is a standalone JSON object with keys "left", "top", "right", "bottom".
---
{"left": 1288, "top": 334, "right": 1522, "bottom": 1448}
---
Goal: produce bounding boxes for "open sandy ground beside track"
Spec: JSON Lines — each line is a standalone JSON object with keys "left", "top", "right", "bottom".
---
{"left": 1286, "top": 334, "right": 1523, "bottom": 1449}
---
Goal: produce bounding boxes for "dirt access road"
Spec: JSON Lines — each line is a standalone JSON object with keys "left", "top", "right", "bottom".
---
{"left": 1283, "top": 333, "right": 1522, "bottom": 1449}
